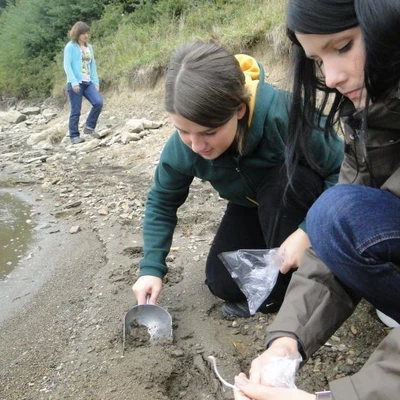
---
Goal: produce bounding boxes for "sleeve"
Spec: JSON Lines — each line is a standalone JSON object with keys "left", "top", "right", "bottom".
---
{"left": 88, "top": 44, "right": 100, "bottom": 87}
{"left": 308, "top": 121, "right": 344, "bottom": 192}
{"left": 329, "top": 328, "right": 400, "bottom": 400}
{"left": 296, "top": 123, "right": 344, "bottom": 232}
{"left": 266, "top": 248, "right": 360, "bottom": 361}
{"left": 63, "top": 43, "right": 79, "bottom": 87}
{"left": 265, "top": 90, "right": 344, "bottom": 232}
{"left": 381, "top": 168, "right": 400, "bottom": 197}
{"left": 272, "top": 90, "right": 344, "bottom": 193}
{"left": 139, "top": 135, "right": 194, "bottom": 278}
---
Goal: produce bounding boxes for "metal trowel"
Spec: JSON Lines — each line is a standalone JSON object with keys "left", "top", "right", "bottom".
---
{"left": 123, "top": 296, "right": 173, "bottom": 349}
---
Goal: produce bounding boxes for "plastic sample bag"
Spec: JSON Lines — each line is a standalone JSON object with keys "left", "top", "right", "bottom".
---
{"left": 218, "top": 248, "right": 283, "bottom": 315}
{"left": 261, "top": 353, "right": 302, "bottom": 388}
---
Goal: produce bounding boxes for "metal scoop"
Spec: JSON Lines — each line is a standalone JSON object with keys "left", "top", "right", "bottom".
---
{"left": 123, "top": 296, "right": 173, "bottom": 349}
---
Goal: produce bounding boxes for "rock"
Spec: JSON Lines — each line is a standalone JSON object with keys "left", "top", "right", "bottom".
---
{"left": 25, "top": 156, "right": 47, "bottom": 164}
{"left": 65, "top": 201, "right": 82, "bottom": 209}
{"left": 121, "top": 131, "right": 141, "bottom": 144}
{"left": 27, "top": 127, "right": 53, "bottom": 146}
{"left": 21, "top": 106, "right": 41, "bottom": 116}
{"left": 98, "top": 206, "right": 109, "bottom": 215}
{"left": 70, "top": 225, "right": 81, "bottom": 234}
{"left": 142, "top": 119, "right": 163, "bottom": 129}
{"left": 98, "top": 128, "right": 112, "bottom": 138}
{"left": 0, "top": 110, "right": 27, "bottom": 125}
{"left": 42, "top": 108, "right": 58, "bottom": 121}
{"left": 124, "top": 118, "right": 144, "bottom": 133}
{"left": 76, "top": 140, "right": 100, "bottom": 152}
{"left": 350, "top": 325, "right": 358, "bottom": 335}
{"left": 171, "top": 349, "right": 185, "bottom": 358}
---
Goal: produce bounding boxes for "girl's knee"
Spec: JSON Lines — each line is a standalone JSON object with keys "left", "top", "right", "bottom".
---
{"left": 94, "top": 100, "right": 103, "bottom": 109}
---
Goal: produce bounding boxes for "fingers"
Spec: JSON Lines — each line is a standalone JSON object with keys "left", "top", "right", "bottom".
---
{"left": 132, "top": 279, "right": 149, "bottom": 305}
{"left": 234, "top": 390, "right": 250, "bottom": 400}
{"left": 278, "top": 248, "right": 298, "bottom": 273}
{"left": 132, "top": 276, "right": 163, "bottom": 305}
{"left": 277, "top": 248, "right": 291, "bottom": 274}
{"left": 235, "top": 374, "right": 274, "bottom": 400}
{"left": 235, "top": 378, "right": 315, "bottom": 400}
{"left": 249, "top": 357, "right": 262, "bottom": 384}
{"left": 148, "top": 289, "right": 160, "bottom": 305}
{"left": 278, "top": 228, "right": 310, "bottom": 273}
{"left": 234, "top": 374, "right": 251, "bottom": 400}
{"left": 279, "top": 260, "right": 292, "bottom": 274}
{"left": 135, "top": 290, "right": 148, "bottom": 305}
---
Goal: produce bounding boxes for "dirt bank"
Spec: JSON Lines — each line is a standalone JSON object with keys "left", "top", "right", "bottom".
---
{"left": 0, "top": 83, "right": 391, "bottom": 400}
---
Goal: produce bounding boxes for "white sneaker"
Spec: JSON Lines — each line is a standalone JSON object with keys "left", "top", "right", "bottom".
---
{"left": 376, "top": 309, "right": 400, "bottom": 328}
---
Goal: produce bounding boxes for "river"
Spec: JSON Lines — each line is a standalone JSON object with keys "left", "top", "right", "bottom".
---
{"left": 0, "top": 190, "right": 33, "bottom": 279}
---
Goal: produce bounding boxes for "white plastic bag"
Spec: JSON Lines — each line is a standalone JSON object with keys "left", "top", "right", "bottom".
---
{"left": 218, "top": 248, "right": 283, "bottom": 315}
{"left": 261, "top": 353, "right": 302, "bottom": 388}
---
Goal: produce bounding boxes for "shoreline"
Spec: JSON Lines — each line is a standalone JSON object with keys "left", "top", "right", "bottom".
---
{"left": 0, "top": 186, "right": 100, "bottom": 324}
{"left": 0, "top": 92, "right": 389, "bottom": 400}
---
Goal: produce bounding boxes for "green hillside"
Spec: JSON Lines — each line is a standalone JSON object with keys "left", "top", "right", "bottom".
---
{"left": 0, "top": 0, "right": 288, "bottom": 99}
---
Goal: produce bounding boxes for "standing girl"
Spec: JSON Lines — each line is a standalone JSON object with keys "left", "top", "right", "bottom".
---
{"left": 63, "top": 21, "right": 103, "bottom": 144}
{"left": 132, "top": 40, "right": 344, "bottom": 318}
{"left": 236, "top": 1, "right": 400, "bottom": 399}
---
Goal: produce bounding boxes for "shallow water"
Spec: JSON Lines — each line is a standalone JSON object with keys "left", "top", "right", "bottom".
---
{"left": 0, "top": 191, "right": 33, "bottom": 279}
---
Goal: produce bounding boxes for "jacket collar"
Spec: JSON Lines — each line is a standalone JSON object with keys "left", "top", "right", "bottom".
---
{"left": 341, "top": 85, "right": 400, "bottom": 132}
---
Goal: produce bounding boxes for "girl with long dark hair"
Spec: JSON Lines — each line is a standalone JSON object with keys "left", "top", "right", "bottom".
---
{"left": 235, "top": 1, "right": 400, "bottom": 399}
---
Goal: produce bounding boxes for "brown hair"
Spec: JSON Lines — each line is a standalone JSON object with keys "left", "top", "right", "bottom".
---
{"left": 165, "top": 41, "right": 251, "bottom": 153}
{"left": 69, "top": 21, "right": 90, "bottom": 43}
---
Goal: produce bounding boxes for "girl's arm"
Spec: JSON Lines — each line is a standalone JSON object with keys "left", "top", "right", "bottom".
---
{"left": 63, "top": 43, "right": 79, "bottom": 87}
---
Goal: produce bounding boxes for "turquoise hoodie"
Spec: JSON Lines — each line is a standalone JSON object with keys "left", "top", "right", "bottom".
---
{"left": 63, "top": 41, "right": 99, "bottom": 87}
{"left": 140, "top": 56, "right": 344, "bottom": 278}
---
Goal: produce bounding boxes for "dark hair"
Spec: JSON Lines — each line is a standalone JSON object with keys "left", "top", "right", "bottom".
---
{"left": 285, "top": 0, "right": 400, "bottom": 185}
{"left": 165, "top": 41, "right": 251, "bottom": 152}
{"left": 69, "top": 21, "right": 90, "bottom": 43}
{"left": 356, "top": 0, "right": 400, "bottom": 101}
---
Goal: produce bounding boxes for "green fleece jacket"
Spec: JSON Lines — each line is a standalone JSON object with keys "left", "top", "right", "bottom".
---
{"left": 140, "top": 56, "right": 344, "bottom": 278}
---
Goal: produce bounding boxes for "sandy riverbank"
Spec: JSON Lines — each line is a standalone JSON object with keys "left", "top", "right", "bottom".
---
{"left": 0, "top": 88, "right": 390, "bottom": 400}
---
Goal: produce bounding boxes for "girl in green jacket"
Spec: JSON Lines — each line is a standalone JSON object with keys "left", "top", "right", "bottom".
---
{"left": 132, "top": 40, "right": 343, "bottom": 317}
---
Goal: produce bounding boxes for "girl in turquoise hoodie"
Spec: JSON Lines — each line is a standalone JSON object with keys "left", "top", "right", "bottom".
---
{"left": 132, "top": 41, "right": 344, "bottom": 317}
{"left": 63, "top": 21, "right": 103, "bottom": 144}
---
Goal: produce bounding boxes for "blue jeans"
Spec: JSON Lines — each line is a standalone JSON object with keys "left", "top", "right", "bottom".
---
{"left": 67, "top": 82, "right": 103, "bottom": 138}
{"left": 307, "top": 184, "right": 400, "bottom": 323}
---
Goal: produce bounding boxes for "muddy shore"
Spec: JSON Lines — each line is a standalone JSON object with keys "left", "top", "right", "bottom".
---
{"left": 0, "top": 88, "right": 391, "bottom": 400}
